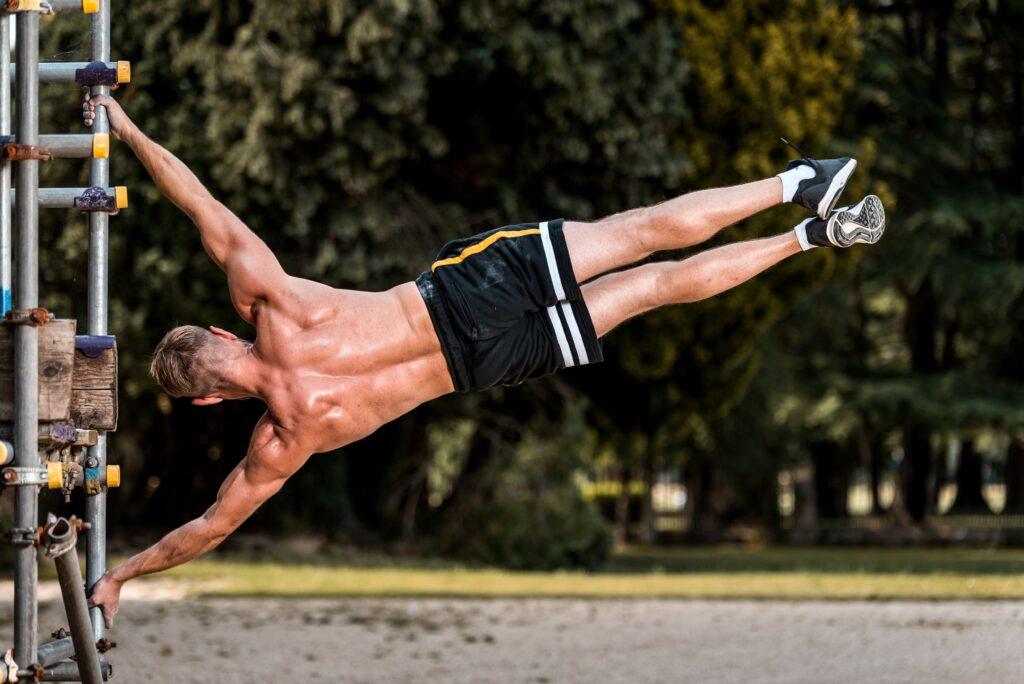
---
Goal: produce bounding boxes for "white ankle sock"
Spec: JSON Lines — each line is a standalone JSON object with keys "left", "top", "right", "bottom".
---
{"left": 777, "top": 165, "right": 815, "bottom": 203}
{"left": 794, "top": 218, "right": 816, "bottom": 251}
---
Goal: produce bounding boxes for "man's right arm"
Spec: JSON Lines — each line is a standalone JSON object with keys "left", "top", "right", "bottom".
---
{"left": 83, "top": 93, "right": 288, "bottom": 322}
{"left": 88, "top": 414, "right": 311, "bottom": 627}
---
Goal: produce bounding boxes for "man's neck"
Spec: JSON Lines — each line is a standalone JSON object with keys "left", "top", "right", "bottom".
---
{"left": 218, "top": 347, "right": 271, "bottom": 401}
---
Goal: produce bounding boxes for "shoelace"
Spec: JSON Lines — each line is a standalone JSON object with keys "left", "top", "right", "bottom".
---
{"left": 780, "top": 137, "right": 810, "bottom": 159}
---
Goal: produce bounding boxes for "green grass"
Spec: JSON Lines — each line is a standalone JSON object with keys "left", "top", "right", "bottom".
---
{"left": 142, "top": 546, "right": 1024, "bottom": 601}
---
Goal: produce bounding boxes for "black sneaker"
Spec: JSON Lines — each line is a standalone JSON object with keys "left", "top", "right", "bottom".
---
{"left": 781, "top": 139, "right": 857, "bottom": 219}
{"left": 799, "top": 195, "right": 885, "bottom": 248}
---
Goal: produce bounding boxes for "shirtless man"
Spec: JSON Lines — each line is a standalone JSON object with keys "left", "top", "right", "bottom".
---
{"left": 83, "top": 93, "right": 884, "bottom": 626}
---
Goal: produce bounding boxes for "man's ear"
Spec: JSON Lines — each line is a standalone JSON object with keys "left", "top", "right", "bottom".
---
{"left": 208, "top": 326, "right": 238, "bottom": 341}
{"left": 192, "top": 396, "right": 223, "bottom": 406}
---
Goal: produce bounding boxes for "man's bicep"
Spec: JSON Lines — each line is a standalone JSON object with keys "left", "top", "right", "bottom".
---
{"left": 201, "top": 462, "right": 279, "bottom": 536}
{"left": 194, "top": 202, "right": 289, "bottom": 317}
{"left": 203, "top": 428, "right": 309, "bottom": 536}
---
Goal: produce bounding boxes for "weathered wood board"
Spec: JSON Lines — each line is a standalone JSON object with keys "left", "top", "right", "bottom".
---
{"left": 0, "top": 319, "right": 77, "bottom": 421}
{"left": 70, "top": 335, "right": 118, "bottom": 431}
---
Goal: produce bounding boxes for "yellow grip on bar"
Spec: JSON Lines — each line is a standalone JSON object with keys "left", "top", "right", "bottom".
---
{"left": 92, "top": 133, "right": 109, "bottom": 159}
{"left": 46, "top": 462, "right": 62, "bottom": 490}
{"left": 81, "top": 0, "right": 99, "bottom": 13}
{"left": 10, "top": 0, "right": 42, "bottom": 11}
{"left": 0, "top": 440, "right": 13, "bottom": 467}
{"left": 117, "top": 61, "right": 131, "bottom": 84}
{"left": 106, "top": 465, "right": 120, "bottom": 488}
{"left": 115, "top": 186, "right": 128, "bottom": 209}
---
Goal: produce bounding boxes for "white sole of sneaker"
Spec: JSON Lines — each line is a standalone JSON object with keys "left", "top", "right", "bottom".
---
{"left": 816, "top": 158, "right": 858, "bottom": 219}
{"left": 827, "top": 195, "right": 885, "bottom": 247}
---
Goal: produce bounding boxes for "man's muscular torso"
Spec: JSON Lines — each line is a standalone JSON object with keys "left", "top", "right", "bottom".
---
{"left": 254, "top": 279, "right": 453, "bottom": 454}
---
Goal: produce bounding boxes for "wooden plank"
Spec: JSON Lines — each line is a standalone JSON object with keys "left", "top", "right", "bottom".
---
{"left": 0, "top": 319, "right": 77, "bottom": 421}
{"left": 71, "top": 336, "right": 117, "bottom": 431}
{"left": 70, "top": 389, "right": 117, "bottom": 431}
{"left": 72, "top": 337, "right": 117, "bottom": 390}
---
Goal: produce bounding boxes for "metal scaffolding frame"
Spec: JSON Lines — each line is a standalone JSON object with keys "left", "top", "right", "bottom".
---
{"left": 0, "top": 0, "right": 125, "bottom": 680}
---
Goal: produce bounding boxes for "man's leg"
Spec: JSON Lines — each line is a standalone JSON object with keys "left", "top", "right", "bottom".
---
{"left": 582, "top": 231, "right": 801, "bottom": 337}
{"left": 563, "top": 177, "right": 782, "bottom": 284}
{"left": 563, "top": 152, "right": 859, "bottom": 284}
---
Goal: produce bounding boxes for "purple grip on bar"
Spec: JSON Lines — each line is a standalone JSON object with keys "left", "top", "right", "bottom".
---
{"left": 74, "top": 61, "right": 119, "bottom": 87}
{"left": 73, "top": 187, "right": 117, "bottom": 212}
{"left": 75, "top": 335, "right": 115, "bottom": 358}
{"left": 47, "top": 424, "right": 80, "bottom": 443}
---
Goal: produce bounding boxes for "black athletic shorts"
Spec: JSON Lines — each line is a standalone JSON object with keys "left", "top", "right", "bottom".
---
{"left": 416, "top": 219, "right": 603, "bottom": 392}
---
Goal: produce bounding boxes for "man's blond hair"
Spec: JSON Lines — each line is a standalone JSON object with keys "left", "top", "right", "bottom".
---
{"left": 150, "top": 325, "right": 217, "bottom": 398}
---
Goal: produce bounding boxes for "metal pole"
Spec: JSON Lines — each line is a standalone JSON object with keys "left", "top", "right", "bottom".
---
{"left": 36, "top": 637, "right": 76, "bottom": 668}
{"left": 13, "top": 6, "right": 41, "bottom": 671}
{"left": 40, "top": 660, "right": 113, "bottom": 681}
{"left": 47, "top": 518, "right": 104, "bottom": 684}
{"left": 1, "top": 14, "right": 11, "bottom": 317}
{"left": 85, "top": 0, "right": 111, "bottom": 639}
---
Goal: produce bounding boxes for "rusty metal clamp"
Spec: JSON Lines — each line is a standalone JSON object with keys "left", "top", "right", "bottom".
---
{"left": 41, "top": 514, "right": 89, "bottom": 558}
{"left": 2, "top": 143, "right": 52, "bottom": 161}
{"left": 3, "top": 649, "right": 18, "bottom": 683}
{"left": 1, "top": 466, "right": 49, "bottom": 487}
{"left": 2, "top": 307, "right": 52, "bottom": 326}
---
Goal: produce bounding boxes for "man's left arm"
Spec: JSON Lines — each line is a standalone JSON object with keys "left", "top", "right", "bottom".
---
{"left": 88, "top": 415, "right": 309, "bottom": 627}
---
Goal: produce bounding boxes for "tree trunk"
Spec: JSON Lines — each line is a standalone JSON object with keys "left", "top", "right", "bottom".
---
{"left": 948, "top": 439, "right": 992, "bottom": 515}
{"left": 1003, "top": 440, "right": 1024, "bottom": 514}
{"left": 899, "top": 418, "right": 932, "bottom": 523}
{"left": 857, "top": 423, "right": 888, "bottom": 515}
{"left": 638, "top": 440, "right": 658, "bottom": 545}
{"left": 929, "top": 441, "right": 948, "bottom": 514}
{"left": 686, "top": 458, "right": 719, "bottom": 541}
{"left": 811, "top": 441, "right": 848, "bottom": 519}
{"left": 898, "top": 274, "right": 939, "bottom": 524}
{"left": 613, "top": 465, "right": 631, "bottom": 546}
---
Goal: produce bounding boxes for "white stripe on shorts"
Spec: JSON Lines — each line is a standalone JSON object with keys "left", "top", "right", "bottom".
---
{"left": 560, "top": 301, "right": 589, "bottom": 365}
{"left": 546, "top": 305, "right": 575, "bottom": 367}
{"left": 539, "top": 221, "right": 566, "bottom": 300}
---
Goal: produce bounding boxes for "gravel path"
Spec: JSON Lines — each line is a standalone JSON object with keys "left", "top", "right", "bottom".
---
{"left": 5, "top": 591, "right": 1024, "bottom": 683}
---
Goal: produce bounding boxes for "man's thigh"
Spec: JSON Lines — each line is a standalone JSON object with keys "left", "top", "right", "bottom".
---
{"left": 580, "top": 264, "right": 659, "bottom": 338}
{"left": 563, "top": 218, "right": 651, "bottom": 284}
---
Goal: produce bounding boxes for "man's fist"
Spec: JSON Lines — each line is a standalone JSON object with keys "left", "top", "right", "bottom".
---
{"left": 87, "top": 572, "right": 123, "bottom": 629}
{"left": 82, "top": 91, "right": 130, "bottom": 141}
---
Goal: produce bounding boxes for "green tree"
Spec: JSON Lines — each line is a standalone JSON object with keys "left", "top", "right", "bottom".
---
{"left": 585, "top": 0, "right": 863, "bottom": 537}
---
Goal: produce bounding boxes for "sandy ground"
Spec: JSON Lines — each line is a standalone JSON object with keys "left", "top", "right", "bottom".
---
{"left": 4, "top": 582, "right": 1024, "bottom": 683}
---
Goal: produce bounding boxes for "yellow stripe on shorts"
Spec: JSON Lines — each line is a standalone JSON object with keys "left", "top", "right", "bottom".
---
{"left": 431, "top": 228, "right": 541, "bottom": 272}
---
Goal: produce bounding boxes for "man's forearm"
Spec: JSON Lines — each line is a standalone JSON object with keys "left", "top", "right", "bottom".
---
{"left": 119, "top": 124, "right": 219, "bottom": 222}
{"left": 109, "top": 517, "right": 225, "bottom": 584}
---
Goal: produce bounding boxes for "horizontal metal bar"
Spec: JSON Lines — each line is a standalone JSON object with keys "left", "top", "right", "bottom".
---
{"left": 0, "top": 423, "right": 98, "bottom": 447}
{"left": 0, "top": 134, "right": 108, "bottom": 159}
{"left": 39, "top": 660, "right": 112, "bottom": 681}
{"left": 1, "top": 464, "right": 50, "bottom": 486}
{"left": 37, "top": 636, "right": 75, "bottom": 668}
{"left": 5, "top": 0, "right": 97, "bottom": 13}
{"left": 10, "top": 61, "right": 130, "bottom": 86}
{"left": 47, "top": 0, "right": 100, "bottom": 14}
{"left": 9, "top": 187, "right": 127, "bottom": 211}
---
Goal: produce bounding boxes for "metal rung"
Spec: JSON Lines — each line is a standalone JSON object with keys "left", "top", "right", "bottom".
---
{"left": 5, "top": 0, "right": 98, "bottom": 13}
{"left": 40, "top": 660, "right": 113, "bottom": 681}
{"left": 10, "top": 61, "right": 131, "bottom": 86}
{"left": 0, "top": 133, "right": 109, "bottom": 159}
{"left": 47, "top": 0, "right": 100, "bottom": 12}
{"left": 10, "top": 186, "right": 127, "bottom": 211}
